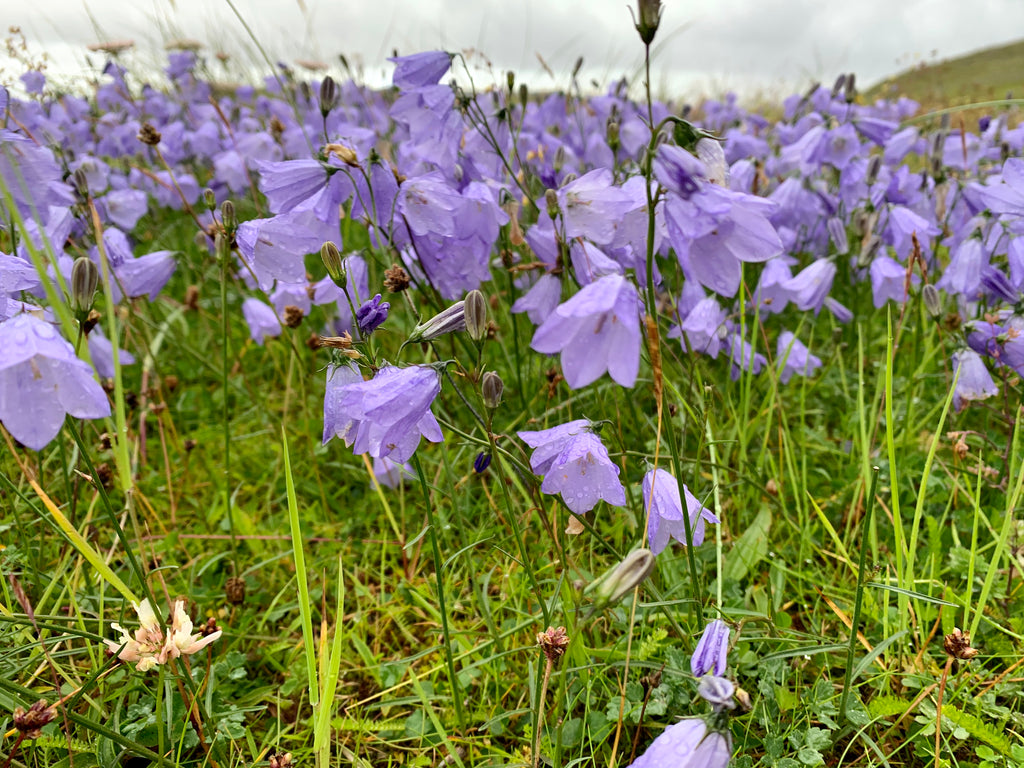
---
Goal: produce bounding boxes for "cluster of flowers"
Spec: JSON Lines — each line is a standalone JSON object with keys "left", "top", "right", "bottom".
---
{"left": 4, "top": 43, "right": 1024, "bottom": 544}
{"left": 104, "top": 598, "right": 221, "bottom": 672}
{"left": 629, "top": 618, "right": 736, "bottom": 767}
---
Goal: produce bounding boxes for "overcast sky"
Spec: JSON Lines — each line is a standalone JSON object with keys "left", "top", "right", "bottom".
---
{"left": 7, "top": 0, "right": 1024, "bottom": 100}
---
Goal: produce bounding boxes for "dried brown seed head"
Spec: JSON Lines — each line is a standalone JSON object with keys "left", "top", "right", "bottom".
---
{"left": 536, "top": 626, "right": 570, "bottom": 663}
{"left": 137, "top": 123, "right": 162, "bottom": 146}
{"left": 943, "top": 627, "right": 979, "bottom": 660}
{"left": 383, "top": 264, "right": 411, "bottom": 293}
{"left": 13, "top": 700, "right": 55, "bottom": 739}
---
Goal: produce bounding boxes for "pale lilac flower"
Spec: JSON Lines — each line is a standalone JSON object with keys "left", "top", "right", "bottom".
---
{"left": 518, "top": 419, "right": 591, "bottom": 476}
{"left": 87, "top": 326, "right": 137, "bottom": 379}
{"left": 330, "top": 363, "right": 443, "bottom": 463}
{"left": 531, "top": 274, "right": 641, "bottom": 389}
{"left": 675, "top": 296, "right": 727, "bottom": 358}
{"left": 373, "top": 456, "right": 414, "bottom": 488}
{"left": 556, "top": 168, "right": 635, "bottom": 245}
{"left": 869, "top": 255, "right": 914, "bottom": 307}
{"left": 241, "top": 298, "right": 281, "bottom": 345}
{"left": 539, "top": 430, "right": 626, "bottom": 515}
{"left": 0, "top": 314, "right": 110, "bottom": 450}
{"left": 642, "top": 467, "right": 720, "bottom": 554}
{"left": 691, "top": 619, "right": 730, "bottom": 677}
{"left": 629, "top": 718, "right": 731, "bottom": 768}
{"left": 952, "top": 349, "right": 998, "bottom": 411}
{"left": 511, "top": 273, "right": 562, "bottom": 325}
{"left": 776, "top": 330, "right": 822, "bottom": 384}
{"left": 698, "top": 675, "right": 737, "bottom": 711}
{"left": 389, "top": 51, "right": 452, "bottom": 89}
{"left": 784, "top": 259, "right": 836, "bottom": 313}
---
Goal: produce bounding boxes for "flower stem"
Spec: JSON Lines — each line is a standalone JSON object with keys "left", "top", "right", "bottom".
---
{"left": 410, "top": 453, "right": 466, "bottom": 732}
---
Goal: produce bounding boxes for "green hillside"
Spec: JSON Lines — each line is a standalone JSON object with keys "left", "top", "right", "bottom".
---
{"left": 867, "top": 38, "right": 1024, "bottom": 112}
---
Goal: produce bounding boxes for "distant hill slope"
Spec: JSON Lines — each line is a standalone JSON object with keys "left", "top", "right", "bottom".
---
{"left": 866, "top": 39, "right": 1024, "bottom": 112}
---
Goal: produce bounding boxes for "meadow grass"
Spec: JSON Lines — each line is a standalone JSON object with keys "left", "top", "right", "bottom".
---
{"left": 1, "top": 29, "right": 1024, "bottom": 768}
{"left": 2, "top": 218, "right": 1022, "bottom": 766}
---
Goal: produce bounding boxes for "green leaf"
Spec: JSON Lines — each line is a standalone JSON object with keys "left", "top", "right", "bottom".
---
{"left": 723, "top": 505, "right": 771, "bottom": 582}
{"left": 941, "top": 704, "right": 1012, "bottom": 755}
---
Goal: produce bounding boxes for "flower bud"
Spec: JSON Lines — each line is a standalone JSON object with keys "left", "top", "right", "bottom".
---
{"left": 697, "top": 675, "right": 737, "bottom": 711}
{"left": 691, "top": 619, "right": 730, "bottom": 677}
{"left": 544, "top": 188, "right": 560, "bottom": 220}
{"left": 506, "top": 70, "right": 515, "bottom": 93}
{"left": 866, "top": 155, "right": 882, "bottom": 186}
{"left": 571, "top": 56, "right": 584, "bottom": 79}
{"left": 591, "top": 549, "right": 656, "bottom": 608}
{"left": 830, "top": 73, "right": 847, "bottom": 99}
{"left": 673, "top": 120, "right": 702, "bottom": 152}
{"left": 536, "top": 626, "right": 570, "bottom": 663}
{"left": 320, "top": 242, "right": 346, "bottom": 287}
{"left": 844, "top": 72, "right": 857, "bottom": 103}
{"left": 220, "top": 200, "right": 236, "bottom": 233}
{"left": 633, "top": 0, "right": 663, "bottom": 45}
{"left": 474, "top": 452, "right": 492, "bottom": 473}
{"left": 319, "top": 75, "right": 339, "bottom": 116}
{"left": 355, "top": 294, "right": 390, "bottom": 335}
{"left": 519, "top": 83, "right": 528, "bottom": 110}
{"left": 202, "top": 188, "right": 216, "bottom": 209}
{"left": 922, "top": 284, "right": 942, "bottom": 319}
{"left": 407, "top": 301, "right": 467, "bottom": 343}
{"left": 71, "top": 256, "right": 100, "bottom": 316}
{"left": 826, "top": 217, "right": 849, "bottom": 256}
{"left": 606, "top": 117, "right": 620, "bottom": 153}
{"left": 481, "top": 371, "right": 503, "bottom": 409}
{"left": 72, "top": 167, "right": 90, "bottom": 199}
{"left": 464, "top": 289, "right": 487, "bottom": 341}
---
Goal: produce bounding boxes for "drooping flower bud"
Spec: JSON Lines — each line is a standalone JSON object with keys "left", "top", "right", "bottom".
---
{"left": 590, "top": 549, "right": 656, "bottom": 608}
{"left": 406, "top": 301, "right": 467, "bottom": 343}
{"left": 632, "top": 0, "right": 663, "bottom": 45}
{"left": 320, "top": 242, "right": 346, "bottom": 287}
{"left": 481, "top": 371, "right": 503, "bottom": 409}
{"left": 697, "top": 675, "right": 737, "bottom": 711}
{"left": 464, "top": 289, "right": 488, "bottom": 341}
{"left": 71, "top": 256, "right": 100, "bottom": 317}
{"left": 319, "top": 75, "right": 339, "bottom": 117}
